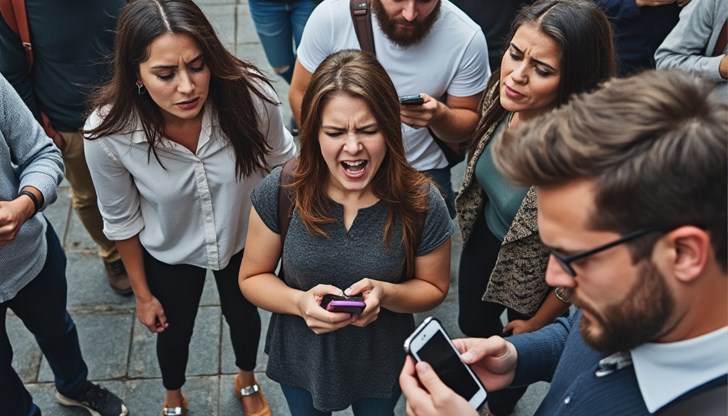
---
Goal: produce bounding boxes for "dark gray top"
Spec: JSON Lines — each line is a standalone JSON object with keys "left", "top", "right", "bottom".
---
{"left": 251, "top": 166, "right": 454, "bottom": 411}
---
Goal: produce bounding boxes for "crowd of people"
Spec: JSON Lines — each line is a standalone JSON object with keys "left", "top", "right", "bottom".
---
{"left": 0, "top": 0, "right": 725, "bottom": 415}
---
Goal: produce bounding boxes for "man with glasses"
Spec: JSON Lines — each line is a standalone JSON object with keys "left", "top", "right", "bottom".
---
{"left": 400, "top": 69, "right": 727, "bottom": 415}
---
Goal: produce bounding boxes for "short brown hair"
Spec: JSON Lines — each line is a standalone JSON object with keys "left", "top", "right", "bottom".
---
{"left": 494, "top": 70, "right": 727, "bottom": 271}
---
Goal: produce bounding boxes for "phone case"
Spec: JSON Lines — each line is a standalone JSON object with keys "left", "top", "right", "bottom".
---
{"left": 321, "top": 295, "right": 365, "bottom": 314}
{"left": 399, "top": 94, "right": 424, "bottom": 105}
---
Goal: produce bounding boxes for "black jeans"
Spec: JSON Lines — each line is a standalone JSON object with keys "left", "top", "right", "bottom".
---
{"left": 144, "top": 249, "right": 261, "bottom": 390}
{"left": 457, "top": 213, "right": 528, "bottom": 415}
{"left": 1, "top": 223, "right": 88, "bottom": 416}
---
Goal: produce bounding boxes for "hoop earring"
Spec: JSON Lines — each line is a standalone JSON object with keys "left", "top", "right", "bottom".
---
{"left": 136, "top": 81, "right": 146, "bottom": 95}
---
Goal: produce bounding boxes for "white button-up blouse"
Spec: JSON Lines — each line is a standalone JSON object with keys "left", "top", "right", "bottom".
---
{"left": 84, "top": 83, "right": 296, "bottom": 270}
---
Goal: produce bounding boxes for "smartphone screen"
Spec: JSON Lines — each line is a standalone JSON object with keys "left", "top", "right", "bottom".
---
{"left": 404, "top": 317, "right": 487, "bottom": 409}
{"left": 417, "top": 331, "right": 480, "bottom": 399}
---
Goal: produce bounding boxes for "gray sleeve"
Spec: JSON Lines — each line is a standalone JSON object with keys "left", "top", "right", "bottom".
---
{"left": 0, "top": 74, "right": 63, "bottom": 208}
{"left": 250, "top": 166, "right": 283, "bottom": 234}
{"left": 417, "top": 184, "right": 455, "bottom": 256}
{"left": 655, "top": 0, "right": 727, "bottom": 83}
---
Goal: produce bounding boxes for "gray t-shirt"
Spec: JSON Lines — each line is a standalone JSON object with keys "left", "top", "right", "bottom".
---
{"left": 251, "top": 166, "right": 454, "bottom": 411}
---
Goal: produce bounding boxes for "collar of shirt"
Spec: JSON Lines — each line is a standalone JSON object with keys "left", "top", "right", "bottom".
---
{"left": 631, "top": 326, "right": 728, "bottom": 412}
{"left": 128, "top": 105, "right": 214, "bottom": 149}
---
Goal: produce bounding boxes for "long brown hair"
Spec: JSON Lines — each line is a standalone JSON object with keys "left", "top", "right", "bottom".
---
{"left": 294, "top": 49, "right": 430, "bottom": 277}
{"left": 471, "top": 0, "right": 616, "bottom": 152}
{"left": 84, "top": 0, "right": 275, "bottom": 179}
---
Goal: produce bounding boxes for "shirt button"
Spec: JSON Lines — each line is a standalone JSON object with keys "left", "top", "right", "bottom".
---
{"left": 564, "top": 395, "right": 571, "bottom": 405}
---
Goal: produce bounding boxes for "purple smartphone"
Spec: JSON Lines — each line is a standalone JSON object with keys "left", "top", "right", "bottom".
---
{"left": 321, "top": 294, "right": 366, "bottom": 315}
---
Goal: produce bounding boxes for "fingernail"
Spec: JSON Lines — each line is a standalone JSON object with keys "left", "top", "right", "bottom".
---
{"left": 461, "top": 352, "right": 474, "bottom": 362}
{"left": 344, "top": 288, "right": 351, "bottom": 296}
{"left": 416, "top": 362, "right": 430, "bottom": 373}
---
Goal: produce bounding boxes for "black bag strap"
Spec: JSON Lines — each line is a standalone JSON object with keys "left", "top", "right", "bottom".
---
{"left": 657, "top": 378, "right": 727, "bottom": 416}
{"left": 277, "top": 159, "right": 297, "bottom": 246}
{"left": 350, "top": 0, "right": 375, "bottom": 55}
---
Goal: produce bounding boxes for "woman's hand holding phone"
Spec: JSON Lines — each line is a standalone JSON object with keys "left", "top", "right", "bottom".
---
{"left": 297, "top": 284, "right": 354, "bottom": 334}
{"left": 344, "top": 278, "right": 384, "bottom": 328}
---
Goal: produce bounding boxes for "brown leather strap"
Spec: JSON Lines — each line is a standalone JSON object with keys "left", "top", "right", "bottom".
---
{"left": 0, "top": 0, "right": 33, "bottom": 71}
{"left": 713, "top": 19, "right": 728, "bottom": 57}
{"left": 350, "top": 0, "right": 375, "bottom": 55}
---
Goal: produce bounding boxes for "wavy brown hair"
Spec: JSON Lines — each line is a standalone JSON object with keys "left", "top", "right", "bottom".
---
{"left": 293, "top": 49, "right": 430, "bottom": 277}
{"left": 470, "top": 0, "right": 616, "bottom": 153}
{"left": 84, "top": 0, "right": 274, "bottom": 179}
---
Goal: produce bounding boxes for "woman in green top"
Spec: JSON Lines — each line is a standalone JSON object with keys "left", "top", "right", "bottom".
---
{"left": 455, "top": 0, "right": 616, "bottom": 414}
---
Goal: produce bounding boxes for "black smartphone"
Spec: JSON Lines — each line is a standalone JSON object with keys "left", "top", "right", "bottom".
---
{"left": 403, "top": 317, "right": 487, "bottom": 409}
{"left": 399, "top": 94, "right": 425, "bottom": 105}
{"left": 320, "top": 294, "right": 366, "bottom": 315}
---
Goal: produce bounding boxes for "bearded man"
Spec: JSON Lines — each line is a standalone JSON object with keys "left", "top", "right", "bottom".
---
{"left": 399, "top": 70, "right": 728, "bottom": 415}
{"left": 289, "top": 0, "right": 489, "bottom": 214}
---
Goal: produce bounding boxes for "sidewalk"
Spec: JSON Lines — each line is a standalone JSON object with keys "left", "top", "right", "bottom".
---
{"left": 9, "top": 1, "right": 547, "bottom": 414}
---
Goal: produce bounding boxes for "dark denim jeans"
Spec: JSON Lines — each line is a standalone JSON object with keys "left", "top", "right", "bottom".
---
{"left": 281, "top": 383, "right": 401, "bottom": 416}
{"left": 0, "top": 222, "right": 88, "bottom": 416}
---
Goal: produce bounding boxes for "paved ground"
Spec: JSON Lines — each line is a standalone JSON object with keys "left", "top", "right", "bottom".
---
{"left": 9, "top": 1, "right": 548, "bottom": 414}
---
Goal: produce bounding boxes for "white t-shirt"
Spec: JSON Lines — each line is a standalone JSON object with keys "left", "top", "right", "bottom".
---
{"left": 84, "top": 81, "right": 296, "bottom": 270}
{"left": 298, "top": 0, "right": 490, "bottom": 171}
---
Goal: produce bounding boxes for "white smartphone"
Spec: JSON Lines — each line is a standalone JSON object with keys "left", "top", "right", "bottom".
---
{"left": 403, "top": 317, "right": 487, "bottom": 409}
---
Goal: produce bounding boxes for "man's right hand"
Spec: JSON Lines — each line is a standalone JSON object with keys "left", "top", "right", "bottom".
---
{"left": 453, "top": 336, "right": 519, "bottom": 392}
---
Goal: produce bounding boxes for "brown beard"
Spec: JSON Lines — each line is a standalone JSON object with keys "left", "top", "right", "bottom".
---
{"left": 576, "top": 260, "right": 675, "bottom": 353}
{"left": 371, "top": 0, "right": 441, "bottom": 47}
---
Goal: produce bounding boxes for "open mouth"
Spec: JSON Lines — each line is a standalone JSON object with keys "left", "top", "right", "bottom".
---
{"left": 341, "top": 160, "right": 368, "bottom": 177}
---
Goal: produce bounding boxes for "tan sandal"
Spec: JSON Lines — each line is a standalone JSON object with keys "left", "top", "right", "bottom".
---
{"left": 235, "top": 374, "right": 271, "bottom": 416}
{"left": 161, "top": 394, "right": 188, "bottom": 416}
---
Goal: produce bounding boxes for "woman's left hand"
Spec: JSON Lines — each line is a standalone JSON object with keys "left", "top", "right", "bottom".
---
{"left": 503, "top": 319, "right": 540, "bottom": 335}
{"left": 345, "top": 278, "right": 385, "bottom": 327}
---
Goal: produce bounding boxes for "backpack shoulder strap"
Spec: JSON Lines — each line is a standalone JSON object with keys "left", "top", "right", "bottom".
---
{"left": 277, "top": 159, "right": 298, "bottom": 246}
{"left": 349, "top": 0, "right": 375, "bottom": 56}
{"left": 0, "top": 0, "right": 33, "bottom": 71}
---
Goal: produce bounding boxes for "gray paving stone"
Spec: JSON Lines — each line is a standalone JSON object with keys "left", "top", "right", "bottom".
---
{"left": 63, "top": 210, "right": 97, "bottom": 254}
{"left": 236, "top": 4, "right": 259, "bottom": 45}
{"left": 201, "top": 4, "right": 237, "bottom": 47}
{"left": 65, "top": 251, "right": 136, "bottom": 309}
{"left": 42, "top": 188, "right": 71, "bottom": 240}
{"left": 38, "top": 313, "right": 133, "bottom": 382}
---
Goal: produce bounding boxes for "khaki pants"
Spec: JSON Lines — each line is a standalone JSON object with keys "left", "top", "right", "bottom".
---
{"left": 59, "top": 130, "right": 119, "bottom": 263}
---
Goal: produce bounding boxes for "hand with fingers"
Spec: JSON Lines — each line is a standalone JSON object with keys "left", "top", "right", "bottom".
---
{"left": 0, "top": 196, "right": 36, "bottom": 247}
{"left": 400, "top": 93, "right": 441, "bottom": 129}
{"left": 298, "top": 284, "right": 356, "bottom": 334}
{"left": 399, "top": 336, "right": 519, "bottom": 415}
{"left": 136, "top": 296, "right": 169, "bottom": 333}
{"left": 344, "top": 278, "right": 383, "bottom": 328}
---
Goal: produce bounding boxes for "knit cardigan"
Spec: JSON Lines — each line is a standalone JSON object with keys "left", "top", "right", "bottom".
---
{"left": 454, "top": 81, "right": 550, "bottom": 316}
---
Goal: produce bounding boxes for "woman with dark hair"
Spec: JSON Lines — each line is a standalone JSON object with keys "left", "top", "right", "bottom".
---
{"left": 455, "top": 0, "right": 616, "bottom": 414}
{"left": 83, "top": 0, "right": 296, "bottom": 414}
{"left": 239, "top": 49, "right": 453, "bottom": 415}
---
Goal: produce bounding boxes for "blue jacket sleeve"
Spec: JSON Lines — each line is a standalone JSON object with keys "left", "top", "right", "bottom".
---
{"left": 507, "top": 310, "right": 576, "bottom": 386}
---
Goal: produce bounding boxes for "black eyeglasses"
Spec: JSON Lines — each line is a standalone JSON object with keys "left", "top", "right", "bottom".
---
{"left": 549, "top": 226, "right": 671, "bottom": 277}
